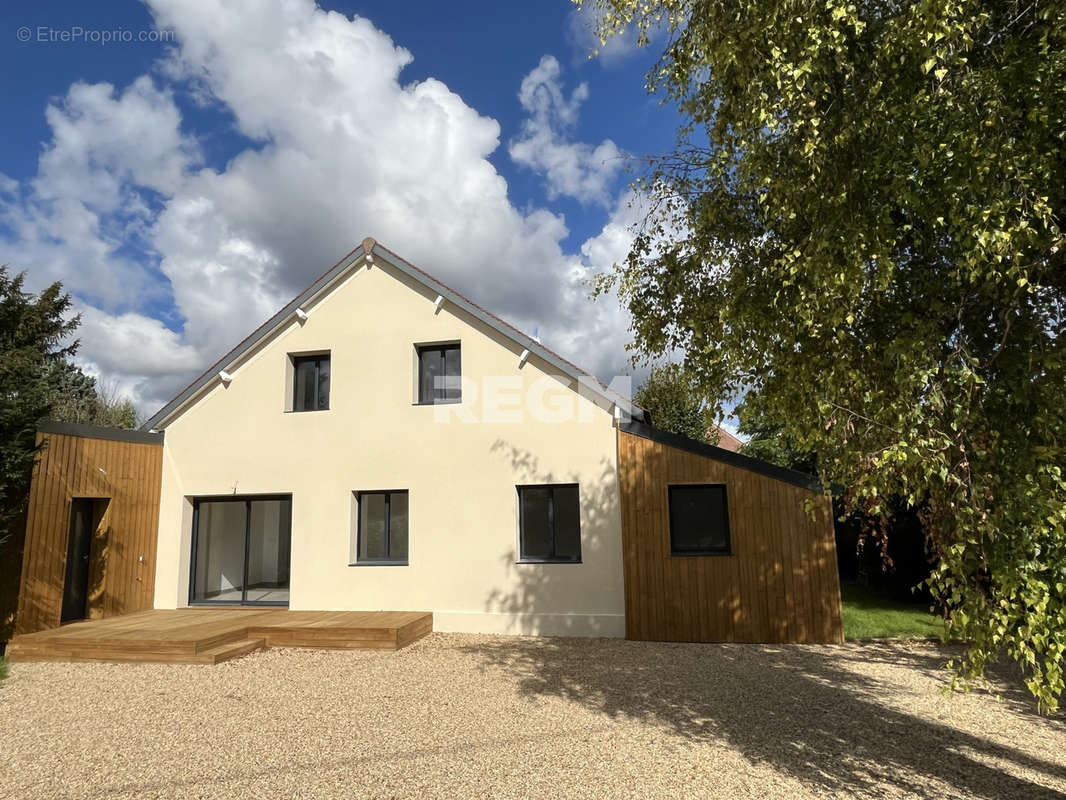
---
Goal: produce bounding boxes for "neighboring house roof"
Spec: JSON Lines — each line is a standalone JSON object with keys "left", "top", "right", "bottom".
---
{"left": 621, "top": 419, "right": 822, "bottom": 492}
{"left": 710, "top": 426, "right": 743, "bottom": 453}
{"left": 142, "top": 237, "right": 646, "bottom": 431}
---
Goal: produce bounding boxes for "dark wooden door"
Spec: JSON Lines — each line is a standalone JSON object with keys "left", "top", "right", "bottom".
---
{"left": 61, "top": 499, "right": 94, "bottom": 623}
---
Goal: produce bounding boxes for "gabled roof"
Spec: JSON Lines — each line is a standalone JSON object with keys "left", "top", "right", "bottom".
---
{"left": 142, "top": 237, "right": 645, "bottom": 431}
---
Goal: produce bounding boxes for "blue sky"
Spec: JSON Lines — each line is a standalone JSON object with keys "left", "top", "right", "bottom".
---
{"left": 1, "top": 0, "right": 681, "bottom": 414}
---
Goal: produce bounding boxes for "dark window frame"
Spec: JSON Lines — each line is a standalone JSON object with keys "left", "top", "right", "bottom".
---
{"left": 188, "top": 493, "right": 293, "bottom": 607}
{"left": 352, "top": 489, "right": 409, "bottom": 566}
{"left": 517, "top": 483, "right": 582, "bottom": 564}
{"left": 667, "top": 483, "right": 732, "bottom": 557}
{"left": 415, "top": 343, "right": 461, "bottom": 405}
{"left": 291, "top": 353, "right": 330, "bottom": 412}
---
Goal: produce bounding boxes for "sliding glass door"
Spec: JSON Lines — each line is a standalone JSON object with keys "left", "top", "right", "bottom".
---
{"left": 190, "top": 495, "right": 292, "bottom": 605}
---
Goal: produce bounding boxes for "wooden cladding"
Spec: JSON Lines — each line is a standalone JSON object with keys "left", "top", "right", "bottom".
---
{"left": 617, "top": 427, "right": 843, "bottom": 644}
{"left": 15, "top": 428, "right": 164, "bottom": 636}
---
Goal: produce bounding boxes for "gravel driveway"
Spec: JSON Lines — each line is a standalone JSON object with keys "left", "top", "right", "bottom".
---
{"left": 2, "top": 634, "right": 1064, "bottom": 799}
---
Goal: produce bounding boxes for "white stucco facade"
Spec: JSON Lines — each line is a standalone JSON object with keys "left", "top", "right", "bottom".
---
{"left": 151, "top": 252, "right": 626, "bottom": 637}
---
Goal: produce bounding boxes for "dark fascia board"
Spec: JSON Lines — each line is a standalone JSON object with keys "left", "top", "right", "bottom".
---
{"left": 369, "top": 243, "right": 646, "bottom": 421}
{"left": 142, "top": 239, "right": 645, "bottom": 431}
{"left": 141, "top": 244, "right": 366, "bottom": 431}
{"left": 39, "top": 420, "right": 164, "bottom": 445}
{"left": 619, "top": 419, "right": 823, "bottom": 492}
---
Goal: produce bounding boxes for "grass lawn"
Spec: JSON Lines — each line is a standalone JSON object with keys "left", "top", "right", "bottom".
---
{"left": 841, "top": 581, "right": 945, "bottom": 640}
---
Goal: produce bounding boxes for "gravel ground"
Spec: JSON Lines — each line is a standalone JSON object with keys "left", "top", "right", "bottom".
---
{"left": 1, "top": 634, "right": 1064, "bottom": 800}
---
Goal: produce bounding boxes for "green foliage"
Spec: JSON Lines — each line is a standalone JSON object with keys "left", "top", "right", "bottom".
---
{"left": 49, "top": 368, "right": 140, "bottom": 430}
{"left": 736, "top": 394, "right": 817, "bottom": 473}
{"left": 95, "top": 396, "right": 139, "bottom": 430}
{"left": 586, "top": 0, "right": 1066, "bottom": 709}
{"left": 841, "top": 581, "right": 944, "bottom": 641}
{"left": 0, "top": 268, "right": 79, "bottom": 545}
{"left": 45, "top": 360, "right": 99, "bottom": 424}
{"left": 0, "top": 656, "right": 7, "bottom": 681}
{"left": 635, "top": 363, "right": 715, "bottom": 442}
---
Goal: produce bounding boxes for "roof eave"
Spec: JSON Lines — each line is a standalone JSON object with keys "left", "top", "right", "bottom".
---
{"left": 140, "top": 245, "right": 366, "bottom": 431}
{"left": 141, "top": 240, "right": 643, "bottom": 433}
{"left": 619, "top": 419, "right": 823, "bottom": 492}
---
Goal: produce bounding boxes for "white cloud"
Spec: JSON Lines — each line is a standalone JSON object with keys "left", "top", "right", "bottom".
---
{"left": 557, "top": 190, "right": 652, "bottom": 378}
{"left": 566, "top": 3, "right": 647, "bottom": 66}
{"left": 38, "top": 77, "right": 196, "bottom": 201}
{"left": 0, "top": 77, "right": 199, "bottom": 309}
{"left": 508, "top": 55, "right": 623, "bottom": 206}
{"left": 580, "top": 190, "right": 647, "bottom": 271}
{"left": 74, "top": 307, "right": 203, "bottom": 406}
{"left": 2, "top": 0, "right": 646, "bottom": 416}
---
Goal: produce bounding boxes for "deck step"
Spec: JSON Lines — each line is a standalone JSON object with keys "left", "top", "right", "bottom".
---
{"left": 194, "top": 637, "right": 266, "bottom": 664}
{"left": 6, "top": 637, "right": 267, "bottom": 665}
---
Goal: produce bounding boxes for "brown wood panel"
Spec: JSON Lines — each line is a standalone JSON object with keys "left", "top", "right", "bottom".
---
{"left": 14, "top": 431, "right": 164, "bottom": 636}
{"left": 617, "top": 429, "right": 843, "bottom": 644}
{"left": 8, "top": 608, "right": 433, "bottom": 663}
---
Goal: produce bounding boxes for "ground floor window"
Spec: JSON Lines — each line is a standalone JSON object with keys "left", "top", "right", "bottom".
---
{"left": 191, "top": 495, "right": 292, "bottom": 605}
{"left": 517, "top": 484, "right": 581, "bottom": 563}
{"left": 668, "top": 484, "right": 731, "bottom": 555}
{"left": 352, "top": 490, "right": 409, "bottom": 565}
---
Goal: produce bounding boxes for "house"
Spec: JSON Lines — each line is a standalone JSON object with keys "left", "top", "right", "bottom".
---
{"left": 12, "top": 238, "right": 843, "bottom": 645}
{"left": 711, "top": 427, "right": 743, "bottom": 453}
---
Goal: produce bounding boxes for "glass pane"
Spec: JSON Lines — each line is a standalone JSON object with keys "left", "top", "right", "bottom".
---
{"left": 247, "top": 499, "right": 291, "bottom": 603}
{"left": 670, "top": 486, "right": 730, "bottom": 553}
{"left": 520, "top": 487, "right": 553, "bottom": 560}
{"left": 443, "top": 345, "right": 461, "bottom": 401}
{"left": 293, "top": 358, "right": 317, "bottom": 411}
{"left": 419, "top": 349, "right": 440, "bottom": 404}
{"left": 317, "top": 357, "right": 330, "bottom": 410}
{"left": 389, "top": 492, "right": 409, "bottom": 562}
{"left": 360, "top": 493, "right": 388, "bottom": 560}
{"left": 192, "top": 501, "right": 247, "bottom": 602}
{"left": 552, "top": 486, "right": 581, "bottom": 560}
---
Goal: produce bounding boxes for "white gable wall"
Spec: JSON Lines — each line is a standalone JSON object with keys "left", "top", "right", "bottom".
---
{"left": 152, "top": 259, "right": 625, "bottom": 636}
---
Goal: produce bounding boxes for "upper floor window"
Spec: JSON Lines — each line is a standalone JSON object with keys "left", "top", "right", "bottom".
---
{"left": 417, "top": 343, "right": 461, "bottom": 404}
{"left": 292, "top": 354, "right": 330, "bottom": 411}
{"left": 517, "top": 484, "right": 581, "bottom": 563}
{"left": 668, "top": 484, "right": 731, "bottom": 555}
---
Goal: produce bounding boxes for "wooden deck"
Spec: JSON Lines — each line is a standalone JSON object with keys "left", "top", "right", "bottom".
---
{"left": 5, "top": 608, "right": 433, "bottom": 665}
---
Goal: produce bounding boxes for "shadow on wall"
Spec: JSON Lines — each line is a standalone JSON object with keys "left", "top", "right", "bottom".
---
{"left": 87, "top": 499, "right": 127, "bottom": 619}
{"left": 458, "top": 635, "right": 1066, "bottom": 799}
{"left": 483, "top": 440, "right": 620, "bottom": 637}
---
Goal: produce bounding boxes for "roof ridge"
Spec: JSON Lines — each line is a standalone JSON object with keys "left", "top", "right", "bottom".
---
{"left": 372, "top": 241, "right": 636, "bottom": 404}
{"left": 142, "top": 238, "right": 643, "bottom": 430}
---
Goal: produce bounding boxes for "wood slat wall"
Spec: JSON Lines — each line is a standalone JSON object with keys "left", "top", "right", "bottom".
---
{"left": 617, "top": 429, "right": 843, "bottom": 644}
{"left": 14, "top": 431, "right": 164, "bottom": 636}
